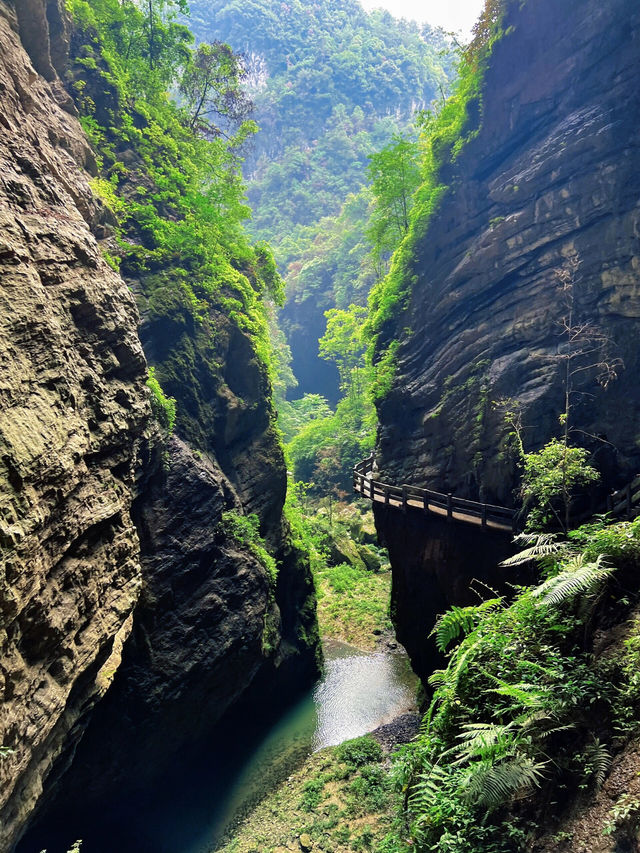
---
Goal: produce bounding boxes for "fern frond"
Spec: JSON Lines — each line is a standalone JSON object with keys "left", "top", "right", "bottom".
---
{"left": 490, "top": 681, "right": 550, "bottom": 710}
{"left": 462, "top": 755, "right": 545, "bottom": 809}
{"left": 448, "top": 722, "right": 516, "bottom": 764}
{"left": 583, "top": 738, "right": 611, "bottom": 788}
{"left": 431, "top": 598, "right": 504, "bottom": 653}
{"left": 432, "top": 605, "right": 475, "bottom": 652}
{"left": 532, "top": 554, "right": 614, "bottom": 607}
{"left": 500, "top": 533, "right": 566, "bottom": 567}
{"left": 409, "top": 761, "right": 449, "bottom": 814}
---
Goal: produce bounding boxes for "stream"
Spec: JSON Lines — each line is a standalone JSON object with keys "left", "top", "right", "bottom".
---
{"left": 184, "top": 639, "right": 418, "bottom": 853}
{"left": 20, "top": 640, "right": 417, "bottom": 853}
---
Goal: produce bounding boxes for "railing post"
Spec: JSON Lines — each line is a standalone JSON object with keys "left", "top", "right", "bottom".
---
{"left": 384, "top": 486, "right": 390, "bottom": 507}
{"left": 402, "top": 486, "right": 408, "bottom": 513}
{"left": 447, "top": 493, "right": 453, "bottom": 522}
{"left": 627, "top": 483, "right": 632, "bottom": 518}
{"left": 423, "top": 494, "right": 429, "bottom": 514}
{"left": 482, "top": 503, "right": 487, "bottom": 528}
{"left": 370, "top": 478, "right": 375, "bottom": 501}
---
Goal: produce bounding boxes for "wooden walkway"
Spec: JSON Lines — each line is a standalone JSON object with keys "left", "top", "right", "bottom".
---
{"left": 353, "top": 456, "right": 517, "bottom": 534}
{"left": 607, "top": 475, "right": 640, "bottom": 519}
{"left": 354, "top": 455, "right": 640, "bottom": 534}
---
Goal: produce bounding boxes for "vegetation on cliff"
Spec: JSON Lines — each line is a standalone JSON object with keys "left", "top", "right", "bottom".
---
{"left": 286, "top": 491, "right": 393, "bottom": 648}
{"left": 67, "top": 0, "right": 284, "bottom": 448}
{"left": 389, "top": 517, "right": 640, "bottom": 851}
{"left": 367, "top": 0, "right": 508, "bottom": 401}
{"left": 186, "top": 0, "right": 454, "bottom": 406}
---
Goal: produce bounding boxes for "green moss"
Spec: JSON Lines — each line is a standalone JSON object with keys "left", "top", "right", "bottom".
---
{"left": 220, "top": 510, "right": 278, "bottom": 586}
{"left": 66, "top": 0, "right": 284, "bottom": 437}
{"left": 146, "top": 366, "right": 177, "bottom": 434}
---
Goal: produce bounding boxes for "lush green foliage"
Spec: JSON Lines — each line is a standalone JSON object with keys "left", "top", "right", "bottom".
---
{"left": 282, "top": 302, "right": 375, "bottom": 494}
{"left": 67, "top": 0, "right": 284, "bottom": 447}
{"left": 286, "top": 391, "right": 375, "bottom": 495}
{"left": 367, "top": 133, "right": 422, "bottom": 279}
{"left": 189, "top": 0, "right": 451, "bottom": 255}
{"left": 146, "top": 366, "right": 177, "bottom": 434}
{"left": 220, "top": 510, "right": 278, "bottom": 585}
{"left": 284, "top": 486, "right": 391, "bottom": 647}
{"left": 366, "top": 1, "right": 509, "bottom": 402}
{"left": 337, "top": 736, "right": 383, "bottom": 770}
{"left": 218, "top": 732, "right": 397, "bottom": 852}
{"left": 318, "top": 305, "right": 368, "bottom": 397}
{"left": 391, "top": 518, "right": 640, "bottom": 850}
{"left": 521, "top": 439, "right": 600, "bottom": 531}
{"left": 188, "top": 0, "right": 455, "bottom": 409}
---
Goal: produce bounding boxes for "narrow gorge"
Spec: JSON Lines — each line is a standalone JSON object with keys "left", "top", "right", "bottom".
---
{"left": 2, "top": 0, "right": 640, "bottom": 851}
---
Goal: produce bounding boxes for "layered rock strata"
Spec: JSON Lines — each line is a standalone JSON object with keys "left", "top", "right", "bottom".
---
{"left": 373, "top": 0, "right": 640, "bottom": 673}
{"left": 0, "top": 0, "right": 154, "bottom": 846}
{"left": 377, "top": 0, "right": 640, "bottom": 501}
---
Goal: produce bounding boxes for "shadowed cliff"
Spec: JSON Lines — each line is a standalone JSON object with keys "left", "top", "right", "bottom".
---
{"left": 372, "top": 0, "right": 640, "bottom": 677}
{"left": 0, "top": 1, "right": 320, "bottom": 848}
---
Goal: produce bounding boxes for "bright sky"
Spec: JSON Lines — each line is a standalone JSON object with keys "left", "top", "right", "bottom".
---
{"left": 359, "top": 0, "right": 485, "bottom": 39}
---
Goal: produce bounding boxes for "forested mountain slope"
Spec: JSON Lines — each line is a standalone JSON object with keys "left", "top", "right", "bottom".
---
{"left": 189, "top": 0, "right": 454, "bottom": 400}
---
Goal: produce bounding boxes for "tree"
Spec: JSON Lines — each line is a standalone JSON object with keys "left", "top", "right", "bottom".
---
{"left": 552, "top": 254, "right": 621, "bottom": 530}
{"left": 366, "top": 132, "right": 421, "bottom": 279}
{"left": 502, "top": 255, "right": 621, "bottom": 532}
{"left": 521, "top": 439, "right": 599, "bottom": 532}
{"left": 180, "top": 41, "right": 253, "bottom": 139}
{"left": 318, "top": 304, "right": 367, "bottom": 397}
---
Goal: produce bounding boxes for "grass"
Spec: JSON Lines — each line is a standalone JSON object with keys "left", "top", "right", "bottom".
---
{"left": 216, "top": 736, "right": 398, "bottom": 853}
{"left": 315, "top": 561, "right": 393, "bottom": 650}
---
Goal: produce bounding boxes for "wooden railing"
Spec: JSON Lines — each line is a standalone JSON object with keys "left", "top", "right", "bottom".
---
{"left": 607, "top": 475, "right": 640, "bottom": 519}
{"left": 353, "top": 456, "right": 517, "bottom": 534}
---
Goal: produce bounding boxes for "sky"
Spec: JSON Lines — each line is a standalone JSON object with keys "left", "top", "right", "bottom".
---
{"left": 358, "top": 0, "right": 485, "bottom": 39}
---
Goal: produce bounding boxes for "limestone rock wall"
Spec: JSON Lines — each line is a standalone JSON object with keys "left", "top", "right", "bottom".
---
{"left": 376, "top": 0, "right": 640, "bottom": 504}
{"left": 0, "top": 1, "right": 319, "bottom": 848}
{"left": 373, "top": 0, "right": 640, "bottom": 676}
{"left": 0, "top": 0, "right": 154, "bottom": 847}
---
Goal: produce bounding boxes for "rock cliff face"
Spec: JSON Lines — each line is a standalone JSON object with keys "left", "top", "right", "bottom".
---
{"left": 374, "top": 0, "right": 640, "bottom": 671}
{"left": 0, "top": 0, "right": 154, "bottom": 845}
{"left": 0, "top": 1, "right": 319, "bottom": 849}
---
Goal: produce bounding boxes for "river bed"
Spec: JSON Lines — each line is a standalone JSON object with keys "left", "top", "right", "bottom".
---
{"left": 185, "top": 639, "right": 418, "bottom": 852}
{"left": 18, "top": 639, "right": 417, "bottom": 853}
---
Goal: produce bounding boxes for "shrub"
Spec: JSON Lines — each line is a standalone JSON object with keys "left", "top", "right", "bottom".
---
{"left": 337, "top": 735, "right": 383, "bottom": 771}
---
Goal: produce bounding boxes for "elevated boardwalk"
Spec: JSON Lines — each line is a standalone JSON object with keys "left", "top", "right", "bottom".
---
{"left": 353, "top": 456, "right": 517, "bottom": 534}
{"left": 354, "top": 456, "right": 640, "bottom": 535}
{"left": 607, "top": 475, "right": 640, "bottom": 519}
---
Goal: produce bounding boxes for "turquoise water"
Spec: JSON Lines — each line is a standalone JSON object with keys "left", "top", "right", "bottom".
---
{"left": 19, "top": 640, "right": 417, "bottom": 853}
{"left": 185, "top": 639, "right": 418, "bottom": 852}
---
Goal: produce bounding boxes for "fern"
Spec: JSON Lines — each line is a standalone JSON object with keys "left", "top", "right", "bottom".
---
{"left": 490, "top": 681, "right": 550, "bottom": 710}
{"left": 409, "top": 761, "right": 449, "bottom": 815}
{"left": 431, "top": 598, "right": 502, "bottom": 652}
{"left": 448, "top": 722, "right": 516, "bottom": 764}
{"left": 583, "top": 738, "right": 611, "bottom": 788}
{"left": 500, "top": 532, "right": 567, "bottom": 568}
{"left": 462, "top": 755, "right": 545, "bottom": 809}
{"left": 531, "top": 554, "right": 614, "bottom": 607}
